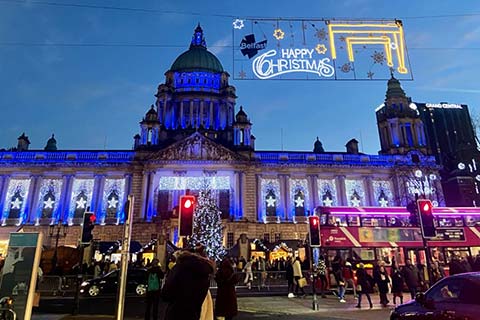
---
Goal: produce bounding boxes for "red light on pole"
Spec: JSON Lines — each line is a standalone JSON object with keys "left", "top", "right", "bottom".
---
{"left": 417, "top": 199, "right": 436, "bottom": 238}
{"left": 308, "top": 216, "right": 321, "bottom": 247}
{"left": 179, "top": 195, "right": 196, "bottom": 237}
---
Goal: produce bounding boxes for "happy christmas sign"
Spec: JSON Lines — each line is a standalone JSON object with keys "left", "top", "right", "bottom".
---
{"left": 232, "top": 18, "right": 412, "bottom": 81}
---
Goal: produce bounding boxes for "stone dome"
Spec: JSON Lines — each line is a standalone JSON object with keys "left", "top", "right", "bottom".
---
{"left": 169, "top": 25, "right": 224, "bottom": 73}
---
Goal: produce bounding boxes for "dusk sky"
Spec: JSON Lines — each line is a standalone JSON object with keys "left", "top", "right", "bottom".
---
{"left": 1, "top": 0, "right": 480, "bottom": 154}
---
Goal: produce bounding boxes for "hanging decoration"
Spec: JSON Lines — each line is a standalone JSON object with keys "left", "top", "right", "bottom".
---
{"left": 345, "top": 179, "right": 365, "bottom": 207}
{"left": 261, "top": 178, "right": 281, "bottom": 221}
{"left": 68, "top": 178, "right": 94, "bottom": 224}
{"left": 158, "top": 176, "right": 230, "bottom": 191}
{"left": 233, "top": 18, "right": 412, "bottom": 80}
{"left": 372, "top": 180, "right": 394, "bottom": 207}
{"left": 101, "top": 178, "right": 126, "bottom": 224}
{"left": 35, "top": 179, "right": 63, "bottom": 223}
{"left": 317, "top": 179, "right": 337, "bottom": 206}
{"left": 289, "top": 178, "right": 309, "bottom": 218}
{"left": 2, "top": 178, "right": 31, "bottom": 225}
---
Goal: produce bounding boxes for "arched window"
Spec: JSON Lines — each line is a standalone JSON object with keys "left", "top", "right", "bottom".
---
{"left": 42, "top": 189, "right": 56, "bottom": 219}
{"left": 106, "top": 190, "right": 119, "bottom": 218}
{"left": 322, "top": 190, "right": 334, "bottom": 207}
{"left": 74, "top": 191, "right": 88, "bottom": 218}
{"left": 8, "top": 189, "right": 23, "bottom": 219}
{"left": 294, "top": 190, "right": 305, "bottom": 216}
{"left": 265, "top": 189, "right": 277, "bottom": 217}
{"left": 378, "top": 190, "right": 389, "bottom": 207}
{"left": 147, "top": 128, "right": 153, "bottom": 144}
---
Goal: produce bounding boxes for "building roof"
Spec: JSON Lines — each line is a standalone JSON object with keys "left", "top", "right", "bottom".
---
{"left": 169, "top": 25, "right": 224, "bottom": 73}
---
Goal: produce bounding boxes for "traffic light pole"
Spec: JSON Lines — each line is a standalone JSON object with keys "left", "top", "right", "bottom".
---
{"left": 415, "top": 194, "right": 433, "bottom": 288}
{"left": 116, "top": 195, "right": 134, "bottom": 320}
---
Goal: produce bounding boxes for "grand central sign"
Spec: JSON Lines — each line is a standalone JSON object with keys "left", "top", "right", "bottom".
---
{"left": 232, "top": 18, "right": 412, "bottom": 81}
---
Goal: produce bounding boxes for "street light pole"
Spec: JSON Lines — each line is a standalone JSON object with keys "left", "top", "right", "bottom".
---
{"left": 49, "top": 220, "right": 67, "bottom": 273}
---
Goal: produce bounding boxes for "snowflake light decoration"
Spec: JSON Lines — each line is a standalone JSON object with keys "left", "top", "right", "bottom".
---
{"left": 232, "top": 19, "right": 244, "bottom": 30}
{"left": 372, "top": 51, "right": 386, "bottom": 64}
{"left": 273, "top": 28, "right": 285, "bottom": 40}
{"left": 317, "top": 179, "right": 338, "bottom": 206}
{"left": 315, "top": 28, "right": 327, "bottom": 40}
{"left": 238, "top": 70, "right": 247, "bottom": 79}
{"left": 367, "top": 71, "right": 374, "bottom": 79}
{"left": 315, "top": 44, "right": 327, "bottom": 54}
{"left": 340, "top": 63, "right": 352, "bottom": 73}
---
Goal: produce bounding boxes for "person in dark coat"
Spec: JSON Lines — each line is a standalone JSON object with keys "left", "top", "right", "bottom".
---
{"left": 215, "top": 258, "right": 238, "bottom": 320}
{"left": 355, "top": 263, "right": 373, "bottom": 309}
{"left": 144, "top": 259, "right": 164, "bottom": 320}
{"left": 391, "top": 266, "right": 405, "bottom": 305}
{"left": 402, "top": 259, "right": 421, "bottom": 299}
{"left": 162, "top": 251, "right": 214, "bottom": 320}
{"left": 285, "top": 257, "right": 295, "bottom": 297}
{"left": 376, "top": 263, "right": 390, "bottom": 307}
{"left": 448, "top": 255, "right": 464, "bottom": 275}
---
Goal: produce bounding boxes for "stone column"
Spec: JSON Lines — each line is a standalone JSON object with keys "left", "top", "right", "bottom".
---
{"left": 209, "top": 100, "right": 214, "bottom": 129}
{"left": 93, "top": 175, "right": 106, "bottom": 223}
{"left": 364, "top": 176, "right": 375, "bottom": 206}
{"left": 180, "top": 101, "right": 184, "bottom": 128}
{"left": 189, "top": 100, "right": 194, "bottom": 127}
{"left": 200, "top": 100, "right": 204, "bottom": 128}
{"left": 335, "top": 175, "right": 347, "bottom": 206}
{"left": 256, "top": 174, "right": 263, "bottom": 222}
{"left": 279, "top": 174, "right": 289, "bottom": 221}
{"left": 140, "top": 171, "right": 150, "bottom": 220}
{"left": 233, "top": 171, "right": 244, "bottom": 220}
{"left": 27, "top": 175, "right": 43, "bottom": 224}
{"left": 307, "top": 174, "right": 318, "bottom": 213}
{"left": 59, "top": 174, "right": 74, "bottom": 223}
{"left": 0, "top": 175, "right": 11, "bottom": 225}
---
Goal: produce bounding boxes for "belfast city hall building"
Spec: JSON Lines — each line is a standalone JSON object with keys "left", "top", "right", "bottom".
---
{"left": 0, "top": 26, "right": 444, "bottom": 260}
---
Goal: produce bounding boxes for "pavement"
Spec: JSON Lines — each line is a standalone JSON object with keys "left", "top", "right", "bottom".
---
{"left": 31, "top": 294, "right": 397, "bottom": 319}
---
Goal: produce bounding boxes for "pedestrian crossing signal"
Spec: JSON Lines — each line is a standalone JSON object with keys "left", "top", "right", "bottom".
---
{"left": 417, "top": 199, "right": 436, "bottom": 238}
{"left": 308, "top": 216, "right": 321, "bottom": 247}
{"left": 179, "top": 195, "right": 195, "bottom": 237}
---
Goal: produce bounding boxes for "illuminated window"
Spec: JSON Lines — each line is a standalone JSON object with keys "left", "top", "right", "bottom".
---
{"left": 227, "top": 233, "right": 234, "bottom": 248}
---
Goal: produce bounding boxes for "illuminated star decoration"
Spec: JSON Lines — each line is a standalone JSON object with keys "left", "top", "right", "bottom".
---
{"left": 11, "top": 197, "right": 22, "bottom": 209}
{"left": 107, "top": 197, "right": 119, "bottom": 209}
{"left": 44, "top": 197, "right": 55, "bottom": 209}
{"left": 351, "top": 197, "right": 361, "bottom": 207}
{"left": 315, "top": 44, "right": 327, "bottom": 54}
{"left": 266, "top": 196, "right": 276, "bottom": 207}
{"left": 232, "top": 19, "right": 244, "bottom": 30}
{"left": 76, "top": 197, "right": 87, "bottom": 209}
{"left": 294, "top": 196, "right": 304, "bottom": 207}
{"left": 238, "top": 70, "right": 247, "bottom": 79}
{"left": 323, "top": 197, "right": 333, "bottom": 207}
{"left": 273, "top": 28, "right": 285, "bottom": 40}
{"left": 379, "top": 198, "right": 388, "bottom": 207}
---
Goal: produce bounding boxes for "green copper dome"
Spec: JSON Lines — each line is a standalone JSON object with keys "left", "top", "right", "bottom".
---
{"left": 169, "top": 25, "right": 224, "bottom": 73}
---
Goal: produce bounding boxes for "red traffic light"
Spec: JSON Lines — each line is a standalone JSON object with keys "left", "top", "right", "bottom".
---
{"left": 308, "top": 216, "right": 321, "bottom": 247}
{"left": 179, "top": 195, "right": 196, "bottom": 237}
{"left": 417, "top": 199, "right": 435, "bottom": 238}
{"left": 418, "top": 200, "right": 432, "bottom": 214}
{"left": 183, "top": 199, "right": 193, "bottom": 209}
{"left": 89, "top": 214, "right": 96, "bottom": 223}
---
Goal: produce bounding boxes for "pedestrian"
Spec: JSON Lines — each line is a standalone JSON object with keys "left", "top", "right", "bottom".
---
{"left": 376, "top": 262, "right": 390, "bottom": 307}
{"left": 258, "top": 257, "right": 267, "bottom": 289}
{"left": 286, "top": 257, "right": 295, "bottom": 298}
{"left": 243, "top": 258, "right": 253, "bottom": 290}
{"left": 343, "top": 260, "right": 356, "bottom": 298}
{"left": 316, "top": 255, "right": 328, "bottom": 298}
{"left": 430, "top": 260, "right": 444, "bottom": 284}
{"left": 293, "top": 257, "right": 306, "bottom": 297}
{"left": 215, "top": 258, "right": 238, "bottom": 320}
{"left": 355, "top": 263, "right": 373, "bottom": 309}
{"left": 402, "top": 259, "right": 421, "bottom": 299}
{"left": 162, "top": 250, "right": 214, "bottom": 320}
{"left": 144, "top": 259, "right": 164, "bottom": 320}
{"left": 108, "top": 260, "right": 118, "bottom": 273}
{"left": 332, "top": 255, "right": 346, "bottom": 302}
{"left": 94, "top": 263, "right": 102, "bottom": 278}
{"left": 391, "top": 266, "right": 405, "bottom": 305}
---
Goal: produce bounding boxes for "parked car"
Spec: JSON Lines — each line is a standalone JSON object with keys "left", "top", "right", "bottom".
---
{"left": 80, "top": 268, "right": 148, "bottom": 297}
{"left": 390, "top": 272, "right": 480, "bottom": 320}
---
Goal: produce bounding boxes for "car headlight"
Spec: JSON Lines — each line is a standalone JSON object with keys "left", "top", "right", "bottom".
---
{"left": 81, "top": 281, "right": 90, "bottom": 287}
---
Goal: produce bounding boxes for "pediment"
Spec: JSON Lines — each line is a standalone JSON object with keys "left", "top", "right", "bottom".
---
{"left": 149, "top": 132, "right": 245, "bottom": 161}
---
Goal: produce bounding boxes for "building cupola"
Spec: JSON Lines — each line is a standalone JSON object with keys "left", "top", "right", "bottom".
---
{"left": 44, "top": 134, "right": 57, "bottom": 151}
{"left": 233, "top": 106, "right": 254, "bottom": 150}
{"left": 376, "top": 74, "right": 427, "bottom": 155}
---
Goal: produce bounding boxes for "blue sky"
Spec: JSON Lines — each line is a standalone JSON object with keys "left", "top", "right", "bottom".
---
{"left": 1, "top": 0, "right": 480, "bottom": 154}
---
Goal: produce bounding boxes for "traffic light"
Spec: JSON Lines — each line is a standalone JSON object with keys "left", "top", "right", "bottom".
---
{"left": 417, "top": 199, "right": 436, "bottom": 238}
{"left": 179, "top": 195, "right": 195, "bottom": 237}
{"left": 81, "top": 212, "right": 96, "bottom": 243}
{"left": 406, "top": 200, "right": 418, "bottom": 226}
{"left": 308, "top": 215, "right": 321, "bottom": 247}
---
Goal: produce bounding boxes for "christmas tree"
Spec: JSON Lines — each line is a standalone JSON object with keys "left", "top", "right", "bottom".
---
{"left": 190, "top": 182, "right": 226, "bottom": 261}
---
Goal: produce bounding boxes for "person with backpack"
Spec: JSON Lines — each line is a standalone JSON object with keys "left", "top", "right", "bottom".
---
{"left": 145, "top": 259, "right": 164, "bottom": 320}
{"left": 355, "top": 263, "right": 373, "bottom": 309}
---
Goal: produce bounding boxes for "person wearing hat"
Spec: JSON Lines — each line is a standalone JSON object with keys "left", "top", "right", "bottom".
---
{"left": 343, "top": 260, "right": 356, "bottom": 298}
{"left": 355, "top": 263, "right": 373, "bottom": 309}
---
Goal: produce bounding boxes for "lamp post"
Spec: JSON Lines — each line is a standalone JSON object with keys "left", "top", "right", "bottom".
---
{"left": 49, "top": 220, "right": 68, "bottom": 273}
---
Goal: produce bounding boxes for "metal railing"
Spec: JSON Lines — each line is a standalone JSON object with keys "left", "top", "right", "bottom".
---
{"left": 0, "top": 308, "right": 16, "bottom": 320}
{"left": 37, "top": 276, "right": 93, "bottom": 296}
{"left": 210, "top": 271, "right": 291, "bottom": 290}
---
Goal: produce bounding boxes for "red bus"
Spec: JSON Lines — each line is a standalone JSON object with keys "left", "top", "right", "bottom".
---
{"left": 316, "top": 206, "right": 480, "bottom": 274}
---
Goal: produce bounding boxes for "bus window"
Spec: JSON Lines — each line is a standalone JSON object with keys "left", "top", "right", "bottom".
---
{"left": 361, "top": 216, "right": 387, "bottom": 227}
{"left": 445, "top": 248, "right": 470, "bottom": 262}
{"left": 352, "top": 248, "right": 375, "bottom": 261}
{"left": 331, "top": 215, "right": 348, "bottom": 226}
{"left": 437, "top": 216, "right": 463, "bottom": 227}
{"left": 348, "top": 215, "right": 360, "bottom": 227}
{"left": 465, "top": 216, "right": 480, "bottom": 226}
{"left": 430, "top": 247, "right": 446, "bottom": 264}
{"left": 387, "top": 216, "right": 409, "bottom": 227}
{"left": 376, "top": 247, "right": 403, "bottom": 266}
